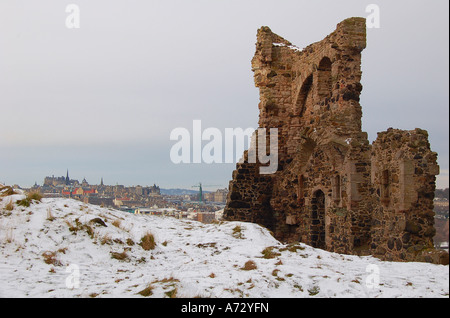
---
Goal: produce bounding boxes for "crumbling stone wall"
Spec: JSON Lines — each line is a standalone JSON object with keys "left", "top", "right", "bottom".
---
{"left": 370, "top": 128, "right": 445, "bottom": 263}
{"left": 224, "top": 18, "right": 448, "bottom": 264}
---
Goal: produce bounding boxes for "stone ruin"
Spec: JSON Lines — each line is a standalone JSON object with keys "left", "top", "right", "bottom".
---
{"left": 224, "top": 17, "right": 449, "bottom": 264}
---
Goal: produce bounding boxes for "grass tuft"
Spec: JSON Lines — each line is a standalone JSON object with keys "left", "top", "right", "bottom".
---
{"left": 232, "top": 225, "right": 244, "bottom": 239}
{"left": 308, "top": 286, "right": 320, "bottom": 296}
{"left": 17, "top": 191, "right": 43, "bottom": 207}
{"left": 165, "top": 288, "right": 178, "bottom": 298}
{"left": 261, "top": 246, "right": 281, "bottom": 259}
{"left": 42, "top": 251, "right": 62, "bottom": 266}
{"left": 111, "top": 250, "right": 129, "bottom": 261}
{"left": 27, "top": 191, "right": 43, "bottom": 202}
{"left": 140, "top": 232, "right": 156, "bottom": 251}
{"left": 0, "top": 186, "right": 17, "bottom": 197}
{"left": 241, "top": 260, "right": 257, "bottom": 271}
{"left": 137, "top": 284, "right": 154, "bottom": 297}
{"left": 5, "top": 200, "right": 14, "bottom": 211}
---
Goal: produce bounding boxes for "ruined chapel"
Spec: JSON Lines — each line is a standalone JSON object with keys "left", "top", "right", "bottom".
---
{"left": 223, "top": 18, "right": 448, "bottom": 264}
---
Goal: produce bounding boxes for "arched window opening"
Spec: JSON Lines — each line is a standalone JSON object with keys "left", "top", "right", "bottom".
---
{"left": 294, "top": 74, "right": 313, "bottom": 117}
{"left": 317, "top": 57, "right": 332, "bottom": 99}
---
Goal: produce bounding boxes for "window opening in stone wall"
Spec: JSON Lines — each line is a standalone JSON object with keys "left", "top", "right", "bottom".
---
{"left": 317, "top": 57, "right": 332, "bottom": 99}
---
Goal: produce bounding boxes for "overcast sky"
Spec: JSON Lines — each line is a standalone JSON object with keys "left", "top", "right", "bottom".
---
{"left": 0, "top": 0, "right": 448, "bottom": 190}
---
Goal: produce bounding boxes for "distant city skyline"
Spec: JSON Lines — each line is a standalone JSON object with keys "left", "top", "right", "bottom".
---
{"left": 1, "top": 0, "right": 448, "bottom": 190}
{"left": 35, "top": 169, "right": 191, "bottom": 189}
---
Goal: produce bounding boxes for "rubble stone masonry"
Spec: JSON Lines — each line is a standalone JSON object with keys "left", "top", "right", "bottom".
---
{"left": 224, "top": 18, "right": 448, "bottom": 264}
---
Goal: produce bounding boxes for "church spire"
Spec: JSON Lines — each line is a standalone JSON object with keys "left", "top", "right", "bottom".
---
{"left": 66, "top": 169, "right": 70, "bottom": 185}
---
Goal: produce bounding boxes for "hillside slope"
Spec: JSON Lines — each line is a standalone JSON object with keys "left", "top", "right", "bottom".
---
{"left": 0, "top": 191, "right": 448, "bottom": 298}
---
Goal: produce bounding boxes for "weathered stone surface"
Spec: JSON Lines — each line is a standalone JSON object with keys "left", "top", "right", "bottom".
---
{"left": 223, "top": 17, "right": 447, "bottom": 264}
{"left": 405, "top": 221, "right": 421, "bottom": 235}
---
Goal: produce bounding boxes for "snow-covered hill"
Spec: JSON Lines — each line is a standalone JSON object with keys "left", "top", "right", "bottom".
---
{"left": 0, "top": 190, "right": 448, "bottom": 298}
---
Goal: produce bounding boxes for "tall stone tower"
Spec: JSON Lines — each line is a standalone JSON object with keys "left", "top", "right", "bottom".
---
{"left": 224, "top": 18, "right": 447, "bottom": 264}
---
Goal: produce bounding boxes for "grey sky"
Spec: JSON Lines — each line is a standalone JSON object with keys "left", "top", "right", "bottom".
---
{"left": 0, "top": 0, "right": 448, "bottom": 190}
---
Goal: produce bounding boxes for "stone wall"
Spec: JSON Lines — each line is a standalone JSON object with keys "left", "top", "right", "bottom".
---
{"left": 370, "top": 128, "right": 446, "bottom": 263}
{"left": 224, "top": 18, "right": 448, "bottom": 264}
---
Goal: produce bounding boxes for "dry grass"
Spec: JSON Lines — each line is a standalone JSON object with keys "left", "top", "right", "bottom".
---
{"left": 140, "top": 232, "right": 156, "bottom": 251}
{"left": 100, "top": 233, "right": 113, "bottom": 245}
{"left": 111, "top": 250, "right": 129, "bottom": 261}
{"left": 17, "top": 191, "right": 43, "bottom": 208}
{"left": 232, "top": 225, "right": 244, "bottom": 239}
{"left": 165, "top": 288, "right": 178, "bottom": 298}
{"left": 308, "top": 286, "right": 320, "bottom": 296}
{"left": 5, "top": 200, "right": 14, "bottom": 211}
{"left": 241, "top": 260, "right": 257, "bottom": 271}
{"left": 0, "top": 186, "right": 17, "bottom": 197}
{"left": 65, "top": 220, "right": 76, "bottom": 231}
{"left": 42, "top": 251, "right": 62, "bottom": 266}
{"left": 57, "top": 247, "right": 68, "bottom": 254}
{"left": 16, "top": 199, "right": 31, "bottom": 207}
{"left": 153, "top": 277, "right": 178, "bottom": 284}
{"left": 111, "top": 219, "right": 121, "bottom": 228}
{"left": 279, "top": 243, "right": 306, "bottom": 253}
{"left": 27, "top": 191, "right": 43, "bottom": 202}
{"left": 137, "top": 284, "right": 154, "bottom": 297}
{"left": 149, "top": 277, "right": 180, "bottom": 298}
{"left": 66, "top": 219, "right": 95, "bottom": 238}
{"left": 261, "top": 246, "right": 281, "bottom": 259}
{"left": 89, "top": 217, "right": 107, "bottom": 227}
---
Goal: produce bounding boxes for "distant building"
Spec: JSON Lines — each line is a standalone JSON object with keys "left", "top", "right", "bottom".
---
{"left": 62, "top": 187, "right": 97, "bottom": 197}
{"left": 44, "top": 170, "right": 79, "bottom": 187}
{"left": 204, "top": 188, "right": 228, "bottom": 203}
{"left": 214, "top": 188, "right": 228, "bottom": 203}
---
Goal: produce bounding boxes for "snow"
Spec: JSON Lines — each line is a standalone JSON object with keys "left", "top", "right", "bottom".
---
{"left": 0, "top": 194, "right": 448, "bottom": 298}
{"left": 273, "top": 42, "right": 303, "bottom": 52}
